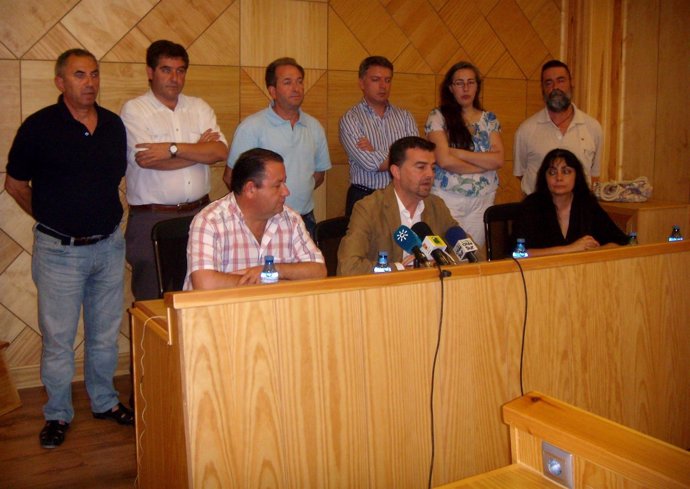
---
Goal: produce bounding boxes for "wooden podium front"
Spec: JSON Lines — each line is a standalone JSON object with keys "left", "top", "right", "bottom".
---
{"left": 130, "top": 242, "right": 690, "bottom": 489}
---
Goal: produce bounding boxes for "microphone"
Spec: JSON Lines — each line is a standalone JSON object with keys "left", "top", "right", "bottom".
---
{"left": 411, "top": 222, "right": 455, "bottom": 266}
{"left": 445, "top": 226, "right": 479, "bottom": 263}
{"left": 392, "top": 225, "right": 429, "bottom": 267}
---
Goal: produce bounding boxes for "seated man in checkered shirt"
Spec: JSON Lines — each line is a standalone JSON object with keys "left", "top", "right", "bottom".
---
{"left": 184, "top": 148, "right": 326, "bottom": 290}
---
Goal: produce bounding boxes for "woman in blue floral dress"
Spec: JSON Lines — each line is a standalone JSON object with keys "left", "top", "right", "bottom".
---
{"left": 425, "top": 61, "right": 504, "bottom": 248}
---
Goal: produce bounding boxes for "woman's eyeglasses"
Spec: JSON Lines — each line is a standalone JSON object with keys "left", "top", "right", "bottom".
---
{"left": 451, "top": 80, "right": 477, "bottom": 89}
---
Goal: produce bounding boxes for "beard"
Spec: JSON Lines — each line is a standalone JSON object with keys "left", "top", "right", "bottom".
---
{"left": 544, "top": 89, "right": 572, "bottom": 112}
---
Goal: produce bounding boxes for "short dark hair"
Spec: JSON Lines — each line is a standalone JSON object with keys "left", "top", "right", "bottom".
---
{"left": 389, "top": 136, "right": 436, "bottom": 168}
{"left": 146, "top": 40, "right": 189, "bottom": 70}
{"left": 541, "top": 59, "right": 571, "bottom": 82}
{"left": 358, "top": 56, "right": 394, "bottom": 79}
{"left": 534, "top": 148, "right": 590, "bottom": 199}
{"left": 265, "top": 57, "right": 305, "bottom": 88}
{"left": 55, "top": 49, "right": 97, "bottom": 77}
{"left": 231, "top": 148, "right": 285, "bottom": 195}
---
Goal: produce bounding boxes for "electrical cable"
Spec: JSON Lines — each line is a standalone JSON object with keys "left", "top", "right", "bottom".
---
{"left": 427, "top": 264, "right": 450, "bottom": 489}
{"left": 511, "top": 257, "right": 529, "bottom": 396}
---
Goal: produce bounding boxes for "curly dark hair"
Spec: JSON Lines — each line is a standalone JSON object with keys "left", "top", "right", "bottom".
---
{"left": 439, "top": 61, "right": 484, "bottom": 150}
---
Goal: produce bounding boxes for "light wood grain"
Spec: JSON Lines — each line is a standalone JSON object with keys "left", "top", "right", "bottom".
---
{"left": 329, "top": 0, "right": 408, "bottom": 63}
{"left": 187, "top": 2, "right": 240, "bottom": 66}
{"left": 0, "top": 0, "right": 77, "bottom": 57}
{"left": 60, "top": 0, "right": 156, "bottom": 59}
{"left": 394, "top": 43, "right": 434, "bottom": 75}
{"left": 653, "top": 0, "right": 690, "bottom": 202}
{"left": 326, "top": 6, "right": 368, "bottom": 72}
{"left": 504, "top": 393, "right": 690, "bottom": 489}
{"left": 434, "top": 463, "right": 561, "bottom": 488}
{"left": 601, "top": 200, "right": 690, "bottom": 244}
{"left": 22, "top": 23, "right": 83, "bottom": 61}
{"left": 101, "top": 26, "right": 152, "bottom": 63}
{"left": 487, "top": 0, "right": 549, "bottom": 79}
{"left": 137, "top": 0, "right": 231, "bottom": 47}
{"left": 132, "top": 243, "right": 690, "bottom": 488}
{"left": 0, "top": 61, "right": 20, "bottom": 174}
{"left": 98, "top": 62, "right": 149, "bottom": 115}
{"left": 20, "top": 60, "right": 59, "bottom": 122}
{"left": 184, "top": 65, "right": 240, "bottom": 146}
{"left": 241, "top": 0, "right": 328, "bottom": 69}
{"left": 387, "top": 0, "right": 460, "bottom": 74}
{"left": 439, "top": 0, "right": 506, "bottom": 76}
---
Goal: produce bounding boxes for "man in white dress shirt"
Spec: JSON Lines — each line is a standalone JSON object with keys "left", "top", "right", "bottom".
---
{"left": 121, "top": 39, "right": 228, "bottom": 300}
{"left": 513, "top": 59, "right": 602, "bottom": 195}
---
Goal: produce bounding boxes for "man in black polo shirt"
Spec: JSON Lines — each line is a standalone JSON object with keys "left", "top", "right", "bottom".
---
{"left": 5, "top": 49, "right": 133, "bottom": 449}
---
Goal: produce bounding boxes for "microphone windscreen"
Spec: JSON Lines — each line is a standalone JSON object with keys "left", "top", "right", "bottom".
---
{"left": 411, "top": 221, "right": 434, "bottom": 239}
{"left": 393, "top": 225, "right": 423, "bottom": 253}
{"left": 445, "top": 226, "right": 468, "bottom": 246}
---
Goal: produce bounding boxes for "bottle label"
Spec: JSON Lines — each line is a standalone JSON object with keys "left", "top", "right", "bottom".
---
{"left": 260, "top": 272, "right": 279, "bottom": 284}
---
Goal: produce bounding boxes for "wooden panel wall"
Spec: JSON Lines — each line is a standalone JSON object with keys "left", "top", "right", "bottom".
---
{"left": 132, "top": 243, "right": 690, "bottom": 487}
{"left": 0, "top": 0, "right": 564, "bottom": 389}
{"left": 620, "top": 0, "right": 690, "bottom": 202}
{"left": 1, "top": 1, "right": 688, "bottom": 391}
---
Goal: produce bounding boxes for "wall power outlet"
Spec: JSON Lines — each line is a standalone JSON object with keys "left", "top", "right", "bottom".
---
{"left": 542, "top": 441, "right": 573, "bottom": 488}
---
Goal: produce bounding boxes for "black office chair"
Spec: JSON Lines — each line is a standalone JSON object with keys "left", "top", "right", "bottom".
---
{"left": 314, "top": 216, "right": 349, "bottom": 276}
{"left": 151, "top": 215, "right": 195, "bottom": 297}
{"left": 483, "top": 202, "right": 523, "bottom": 261}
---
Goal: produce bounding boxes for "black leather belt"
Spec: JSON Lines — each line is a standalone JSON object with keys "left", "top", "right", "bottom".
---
{"left": 36, "top": 223, "right": 112, "bottom": 246}
{"left": 128, "top": 195, "right": 210, "bottom": 213}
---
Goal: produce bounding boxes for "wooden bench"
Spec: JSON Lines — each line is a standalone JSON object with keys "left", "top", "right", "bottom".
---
{"left": 437, "top": 392, "right": 690, "bottom": 489}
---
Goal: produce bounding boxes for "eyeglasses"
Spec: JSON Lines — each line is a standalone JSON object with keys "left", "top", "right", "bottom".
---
{"left": 451, "top": 79, "right": 477, "bottom": 89}
{"left": 547, "top": 166, "right": 575, "bottom": 177}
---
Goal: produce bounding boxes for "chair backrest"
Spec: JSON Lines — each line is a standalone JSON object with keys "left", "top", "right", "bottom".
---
{"left": 151, "top": 215, "right": 195, "bottom": 297}
{"left": 314, "top": 216, "right": 349, "bottom": 276}
{"left": 483, "top": 202, "right": 523, "bottom": 261}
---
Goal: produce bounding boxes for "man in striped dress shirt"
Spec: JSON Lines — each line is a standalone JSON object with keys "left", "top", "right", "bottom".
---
{"left": 339, "top": 56, "right": 419, "bottom": 217}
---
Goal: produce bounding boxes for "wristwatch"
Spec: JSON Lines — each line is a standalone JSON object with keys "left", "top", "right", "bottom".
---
{"left": 169, "top": 143, "right": 178, "bottom": 158}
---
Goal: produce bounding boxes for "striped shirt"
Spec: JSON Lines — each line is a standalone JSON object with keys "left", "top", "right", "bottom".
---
{"left": 339, "top": 99, "right": 419, "bottom": 189}
{"left": 184, "top": 193, "right": 324, "bottom": 290}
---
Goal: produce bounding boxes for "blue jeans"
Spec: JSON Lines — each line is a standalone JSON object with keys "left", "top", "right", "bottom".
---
{"left": 32, "top": 225, "right": 125, "bottom": 422}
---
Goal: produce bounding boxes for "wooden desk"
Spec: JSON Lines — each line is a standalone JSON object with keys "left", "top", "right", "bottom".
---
{"left": 130, "top": 242, "right": 690, "bottom": 488}
{"left": 601, "top": 199, "right": 690, "bottom": 243}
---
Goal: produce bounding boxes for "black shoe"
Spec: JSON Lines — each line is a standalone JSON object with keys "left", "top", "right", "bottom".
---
{"left": 39, "top": 420, "right": 70, "bottom": 449}
{"left": 92, "top": 402, "right": 134, "bottom": 426}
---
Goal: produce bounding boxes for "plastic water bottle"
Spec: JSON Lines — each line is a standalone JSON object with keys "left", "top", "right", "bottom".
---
{"left": 373, "top": 251, "right": 392, "bottom": 273}
{"left": 512, "top": 238, "right": 529, "bottom": 259}
{"left": 260, "top": 255, "right": 279, "bottom": 283}
{"left": 668, "top": 225, "right": 683, "bottom": 242}
{"left": 628, "top": 231, "right": 638, "bottom": 245}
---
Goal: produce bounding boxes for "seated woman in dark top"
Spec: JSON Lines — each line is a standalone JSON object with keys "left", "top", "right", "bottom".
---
{"left": 514, "top": 148, "right": 628, "bottom": 257}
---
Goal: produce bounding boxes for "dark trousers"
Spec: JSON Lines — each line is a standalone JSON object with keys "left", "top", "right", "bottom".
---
{"left": 345, "top": 184, "right": 376, "bottom": 217}
{"left": 301, "top": 210, "right": 316, "bottom": 240}
{"left": 125, "top": 207, "right": 202, "bottom": 301}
